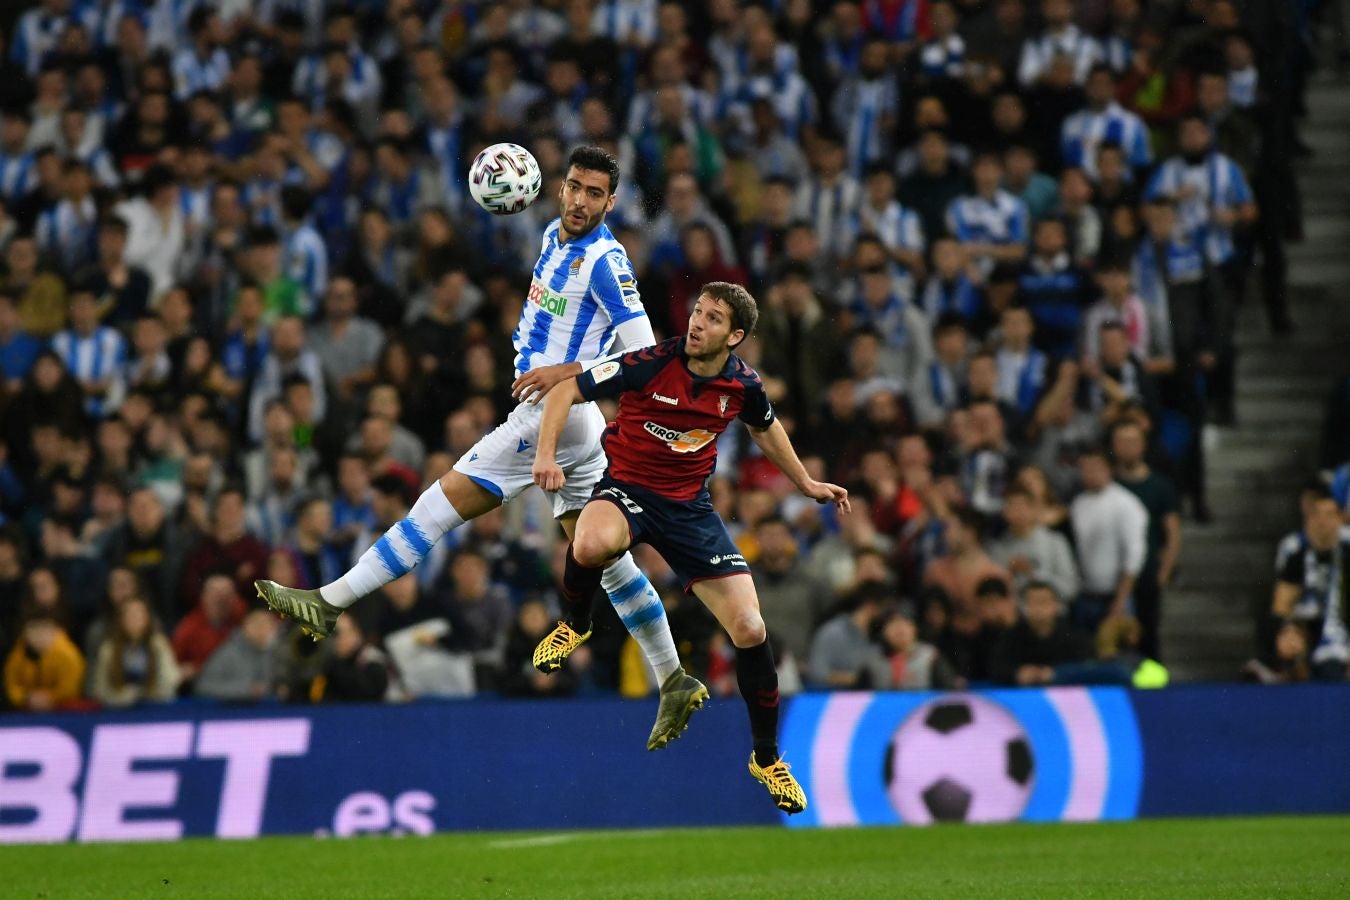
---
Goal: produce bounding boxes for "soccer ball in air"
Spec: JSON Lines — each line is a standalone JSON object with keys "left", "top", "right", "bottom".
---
{"left": 883, "top": 695, "right": 1035, "bottom": 824}
{"left": 468, "top": 143, "right": 542, "bottom": 215}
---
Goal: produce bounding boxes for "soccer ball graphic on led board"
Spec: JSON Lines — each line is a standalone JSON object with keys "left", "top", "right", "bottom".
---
{"left": 468, "top": 142, "right": 542, "bottom": 215}
{"left": 883, "top": 695, "right": 1035, "bottom": 823}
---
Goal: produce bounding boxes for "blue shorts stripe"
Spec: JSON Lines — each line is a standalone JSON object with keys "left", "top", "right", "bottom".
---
{"left": 372, "top": 536, "right": 409, "bottom": 578}
{"left": 397, "top": 518, "right": 433, "bottom": 558}
{"left": 621, "top": 599, "right": 666, "bottom": 631}
{"left": 467, "top": 475, "right": 503, "bottom": 498}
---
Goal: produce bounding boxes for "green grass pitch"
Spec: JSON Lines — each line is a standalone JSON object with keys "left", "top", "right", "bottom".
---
{"left": 4, "top": 816, "right": 1348, "bottom": 898}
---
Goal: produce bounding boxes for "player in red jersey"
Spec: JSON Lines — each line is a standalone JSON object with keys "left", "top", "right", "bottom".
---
{"left": 530, "top": 281, "right": 850, "bottom": 814}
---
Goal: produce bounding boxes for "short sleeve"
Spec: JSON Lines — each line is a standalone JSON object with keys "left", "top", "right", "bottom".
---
{"left": 737, "top": 366, "right": 777, "bottom": 428}
{"left": 1276, "top": 545, "right": 1304, "bottom": 585}
{"left": 590, "top": 251, "right": 646, "bottom": 326}
{"left": 576, "top": 341, "right": 674, "bottom": 401}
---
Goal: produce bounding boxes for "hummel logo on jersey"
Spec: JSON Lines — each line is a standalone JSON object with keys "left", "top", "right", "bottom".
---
{"left": 643, "top": 421, "right": 717, "bottom": 453}
{"left": 469, "top": 452, "right": 478, "bottom": 461}
{"left": 653, "top": 393, "right": 679, "bottom": 406}
{"left": 517, "top": 439, "right": 531, "bottom": 453}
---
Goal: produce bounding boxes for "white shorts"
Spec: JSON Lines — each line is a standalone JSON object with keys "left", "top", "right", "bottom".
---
{"left": 453, "top": 400, "right": 608, "bottom": 518}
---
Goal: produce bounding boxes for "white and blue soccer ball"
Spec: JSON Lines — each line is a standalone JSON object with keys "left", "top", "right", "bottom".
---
{"left": 884, "top": 694, "right": 1035, "bottom": 824}
{"left": 468, "top": 142, "right": 542, "bottom": 215}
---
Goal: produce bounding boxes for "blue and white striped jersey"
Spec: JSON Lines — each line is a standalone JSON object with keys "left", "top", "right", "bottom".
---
{"left": 512, "top": 220, "right": 647, "bottom": 379}
{"left": 1061, "top": 102, "right": 1152, "bottom": 178}
{"left": 1144, "top": 152, "right": 1253, "bottom": 265}
{"left": 282, "top": 222, "right": 329, "bottom": 313}
{"left": 0, "top": 151, "right": 37, "bottom": 203}
{"left": 1017, "top": 25, "right": 1102, "bottom": 86}
{"left": 832, "top": 75, "right": 900, "bottom": 177}
{"left": 946, "top": 191, "right": 1030, "bottom": 248}
{"left": 52, "top": 326, "right": 127, "bottom": 417}
{"left": 172, "top": 47, "right": 230, "bottom": 99}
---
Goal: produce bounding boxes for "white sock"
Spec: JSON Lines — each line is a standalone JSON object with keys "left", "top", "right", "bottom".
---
{"left": 603, "top": 553, "right": 681, "bottom": 682}
{"left": 320, "top": 483, "right": 465, "bottom": 608}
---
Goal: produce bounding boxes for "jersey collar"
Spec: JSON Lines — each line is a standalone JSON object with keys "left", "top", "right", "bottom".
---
{"left": 676, "top": 337, "right": 738, "bottom": 380}
{"left": 554, "top": 219, "right": 611, "bottom": 251}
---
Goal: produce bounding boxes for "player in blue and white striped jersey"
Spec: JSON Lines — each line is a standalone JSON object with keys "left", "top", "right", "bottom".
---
{"left": 256, "top": 147, "right": 704, "bottom": 749}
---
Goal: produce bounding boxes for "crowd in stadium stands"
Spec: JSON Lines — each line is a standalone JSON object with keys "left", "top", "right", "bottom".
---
{"left": 0, "top": 0, "right": 1337, "bottom": 713}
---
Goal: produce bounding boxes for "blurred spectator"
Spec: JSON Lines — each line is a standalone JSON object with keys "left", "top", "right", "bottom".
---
{"left": 180, "top": 487, "right": 270, "bottom": 610}
{"left": 4, "top": 608, "right": 85, "bottom": 711}
{"left": 1271, "top": 488, "right": 1349, "bottom": 682}
{"left": 947, "top": 152, "right": 1029, "bottom": 278}
{"left": 89, "top": 596, "right": 179, "bottom": 707}
{"left": 989, "top": 484, "right": 1081, "bottom": 603}
{"left": 309, "top": 276, "right": 382, "bottom": 403}
{"left": 752, "top": 516, "right": 826, "bottom": 666}
{"left": 195, "top": 607, "right": 284, "bottom": 702}
{"left": 99, "top": 486, "right": 187, "bottom": 624}
{"left": 0, "top": 289, "right": 42, "bottom": 389}
{"left": 1070, "top": 445, "right": 1148, "bottom": 635}
{"left": 501, "top": 598, "right": 580, "bottom": 698}
{"left": 4, "top": 232, "right": 67, "bottom": 339}
{"left": 923, "top": 506, "right": 1011, "bottom": 636}
{"left": 371, "top": 572, "right": 476, "bottom": 699}
{"left": 114, "top": 165, "right": 185, "bottom": 301}
{"left": 1112, "top": 419, "right": 1181, "bottom": 661}
{"left": 990, "top": 580, "right": 1094, "bottom": 686}
{"left": 316, "top": 614, "right": 391, "bottom": 703}
{"left": 869, "top": 606, "right": 958, "bottom": 690}
{"left": 807, "top": 584, "right": 886, "bottom": 689}
{"left": 172, "top": 573, "right": 247, "bottom": 688}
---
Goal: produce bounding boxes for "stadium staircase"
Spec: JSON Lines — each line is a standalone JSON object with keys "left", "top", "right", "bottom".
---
{"left": 1162, "top": 71, "right": 1350, "bottom": 680}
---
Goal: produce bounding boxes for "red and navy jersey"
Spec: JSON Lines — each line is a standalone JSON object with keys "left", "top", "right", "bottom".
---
{"left": 576, "top": 337, "right": 776, "bottom": 501}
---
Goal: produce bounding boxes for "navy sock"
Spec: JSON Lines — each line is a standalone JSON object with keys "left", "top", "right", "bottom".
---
{"left": 561, "top": 545, "right": 603, "bottom": 634}
{"left": 735, "top": 639, "right": 780, "bottom": 767}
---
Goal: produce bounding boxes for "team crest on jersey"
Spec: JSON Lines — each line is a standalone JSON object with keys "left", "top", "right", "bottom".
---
{"left": 718, "top": 395, "right": 730, "bottom": 417}
{"left": 569, "top": 254, "right": 584, "bottom": 273}
{"left": 643, "top": 421, "right": 717, "bottom": 453}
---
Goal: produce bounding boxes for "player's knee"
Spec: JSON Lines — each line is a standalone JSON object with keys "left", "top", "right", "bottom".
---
{"left": 572, "top": 532, "right": 616, "bottom": 568}
{"left": 729, "top": 611, "right": 766, "bottom": 648}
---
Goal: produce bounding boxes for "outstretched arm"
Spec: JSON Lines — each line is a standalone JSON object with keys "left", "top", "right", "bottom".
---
{"left": 532, "top": 378, "right": 585, "bottom": 492}
{"left": 748, "top": 420, "right": 851, "bottom": 513}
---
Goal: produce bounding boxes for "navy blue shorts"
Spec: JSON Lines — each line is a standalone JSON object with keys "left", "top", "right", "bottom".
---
{"left": 588, "top": 475, "right": 748, "bottom": 591}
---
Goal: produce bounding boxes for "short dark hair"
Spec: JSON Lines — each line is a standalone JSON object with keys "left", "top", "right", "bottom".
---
{"left": 280, "top": 185, "right": 311, "bottom": 221}
{"left": 975, "top": 576, "right": 1010, "bottom": 599}
{"left": 567, "top": 145, "right": 620, "bottom": 193}
{"left": 699, "top": 281, "right": 758, "bottom": 346}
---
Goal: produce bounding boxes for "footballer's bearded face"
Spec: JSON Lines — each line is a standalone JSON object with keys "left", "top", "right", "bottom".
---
{"left": 686, "top": 296, "right": 745, "bottom": 360}
{"left": 557, "top": 166, "right": 616, "bottom": 238}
